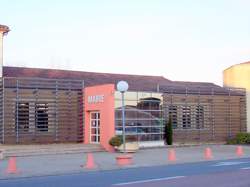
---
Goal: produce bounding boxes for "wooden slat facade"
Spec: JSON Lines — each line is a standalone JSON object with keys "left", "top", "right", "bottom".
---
{"left": 0, "top": 76, "right": 247, "bottom": 144}
{"left": 0, "top": 77, "right": 84, "bottom": 144}
{"left": 163, "top": 87, "right": 246, "bottom": 143}
{"left": 0, "top": 79, "right": 3, "bottom": 143}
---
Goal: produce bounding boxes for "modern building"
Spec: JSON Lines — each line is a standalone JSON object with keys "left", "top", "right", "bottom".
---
{"left": 0, "top": 66, "right": 245, "bottom": 150}
{"left": 0, "top": 25, "right": 247, "bottom": 151}
{"left": 223, "top": 61, "right": 250, "bottom": 132}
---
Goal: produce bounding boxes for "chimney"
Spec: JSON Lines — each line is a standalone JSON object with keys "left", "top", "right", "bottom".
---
{"left": 156, "top": 84, "right": 160, "bottom": 92}
{"left": 0, "top": 25, "right": 10, "bottom": 77}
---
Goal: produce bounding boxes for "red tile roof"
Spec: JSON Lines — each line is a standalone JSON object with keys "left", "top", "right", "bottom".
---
{"left": 3, "top": 66, "right": 243, "bottom": 95}
{"left": 3, "top": 66, "right": 170, "bottom": 92}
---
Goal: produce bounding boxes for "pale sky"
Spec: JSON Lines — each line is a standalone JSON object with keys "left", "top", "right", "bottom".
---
{"left": 1, "top": 0, "right": 250, "bottom": 85}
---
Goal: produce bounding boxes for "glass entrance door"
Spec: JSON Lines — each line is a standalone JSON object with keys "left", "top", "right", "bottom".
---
{"left": 90, "top": 112, "right": 100, "bottom": 143}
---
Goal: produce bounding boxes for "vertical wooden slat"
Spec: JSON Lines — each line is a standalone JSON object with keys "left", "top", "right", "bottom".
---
{"left": 2, "top": 77, "right": 84, "bottom": 144}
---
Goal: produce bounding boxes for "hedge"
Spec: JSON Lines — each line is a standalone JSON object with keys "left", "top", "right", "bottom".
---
{"left": 227, "top": 133, "right": 250, "bottom": 144}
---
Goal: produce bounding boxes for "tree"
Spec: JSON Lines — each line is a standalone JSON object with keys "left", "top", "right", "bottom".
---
{"left": 164, "top": 116, "right": 173, "bottom": 145}
{"left": 109, "top": 135, "right": 123, "bottom": 147}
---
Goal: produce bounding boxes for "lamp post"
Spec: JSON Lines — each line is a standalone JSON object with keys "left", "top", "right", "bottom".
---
{"left": 117, "top": 81, "right": 129, "bottom": 153}
{"left": 0, "top": 25, "right": 10, "bottom": 78}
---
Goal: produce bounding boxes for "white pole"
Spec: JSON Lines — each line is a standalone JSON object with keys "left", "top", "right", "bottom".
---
{"left": 122, "top": 92, "right": 126, "bottom": 153}
{"left": 117, "top": 81, "right": 129, "bottom": 153}
{"left": 0, "top": 25, "right": 10, "bottom": 78}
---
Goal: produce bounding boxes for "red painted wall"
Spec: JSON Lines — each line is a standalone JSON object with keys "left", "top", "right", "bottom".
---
{"left": 84, "top": 84, "right": 115, "bottom": 151}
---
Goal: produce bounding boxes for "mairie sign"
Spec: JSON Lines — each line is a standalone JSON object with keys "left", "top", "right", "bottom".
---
{"left": 88, "top": 95, "right": 104, "bottom": 104}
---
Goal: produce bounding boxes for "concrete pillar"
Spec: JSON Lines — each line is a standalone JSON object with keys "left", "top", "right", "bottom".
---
{"left": 0, "top": 25, "right": 10, "bottom": 77}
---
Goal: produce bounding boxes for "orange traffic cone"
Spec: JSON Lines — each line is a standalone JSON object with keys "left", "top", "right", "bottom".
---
{"left": 236, "top": 146, "right": 244, "bottom": 157}
{"left": 116, "top": 154, "right": 133, "bottom": 166}
{"left": 204, "top": 147, "right": 213, "bottom": 160}
{"left": 168, "top": 149, "right": 176, "bottom": 162}
{"left": 83, "top": 153, "right": 97, "bottom": 169}
{"left": 6, "top": 157, "right": 19, "bottom": 174}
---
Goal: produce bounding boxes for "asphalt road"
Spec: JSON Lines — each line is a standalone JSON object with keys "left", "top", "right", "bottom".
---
{"left": 1, "top": 158, "right": 250, "bottom": 187}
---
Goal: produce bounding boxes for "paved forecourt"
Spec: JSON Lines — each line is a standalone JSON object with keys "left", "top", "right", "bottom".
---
{"left": 0, "top": 144, "right": 250, "bottom": 179}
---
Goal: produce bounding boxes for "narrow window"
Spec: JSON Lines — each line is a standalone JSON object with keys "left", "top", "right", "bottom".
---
{"left": 195, "top": 105, "right": 204, "bottom": 129}
{"left": 35, "top": 103, "right": 48, "bottom": 132}
{"left": 16, "top": 102, "right": 29, "bottom": 132}
{"left": 182, "top": 106, "right": 191, "bottom": 129}
{"left": 169, "top": 105, "right": 178, "bottom": 129}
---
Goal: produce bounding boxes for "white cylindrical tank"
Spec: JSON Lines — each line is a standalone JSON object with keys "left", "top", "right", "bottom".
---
{"left": 223, "top": 62, "right": 250, "bottom": 132}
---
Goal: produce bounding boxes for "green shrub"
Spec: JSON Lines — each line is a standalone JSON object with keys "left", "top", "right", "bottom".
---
{"left": 164, "top": 117, "right": 173, "bottom": 145}
{"left": 235, "top": 133, "right": 250, "bottom": 144}
{"left": 226, "top": 133, "right": 250, "bottom": 144}
{"left": 226, "top": 138, "right": 238, "bottom": 145}
{"left": 109, "top": 135, "right": 123, "bottom": 147}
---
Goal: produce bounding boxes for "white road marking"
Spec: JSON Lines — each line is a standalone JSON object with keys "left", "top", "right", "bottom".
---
{"left": 241, "top": 167, "right": 250, "bottom": 170}
{"left": 212, "top": 161, "right": 249, "bottom": 167}
{"left": 113, "top": 176, "right": 186, "bottom": 186}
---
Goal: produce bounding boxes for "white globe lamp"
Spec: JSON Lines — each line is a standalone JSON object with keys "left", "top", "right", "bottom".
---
{"left": 117, "top": 81, "right": 129, "bottom": 93}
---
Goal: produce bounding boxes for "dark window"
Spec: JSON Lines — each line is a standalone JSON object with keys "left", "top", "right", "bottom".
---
{"left": 182, "top": 106, "right": 191, "bottom": 128}
{"left": 35, "top": 103, "right": 48, "bottom": 132}
{"left": 169, "top": 105, "right": 178, "bottom": 129}
{"left": 16, "top": 102, "right": 29, "bottom": 132}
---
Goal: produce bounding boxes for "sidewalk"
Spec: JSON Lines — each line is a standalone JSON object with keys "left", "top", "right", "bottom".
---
{"left": 0, "top": 143, "right": 104, "bottom": 157}
{"left": 0, "top": 144, "right": 249, "bottom": 179}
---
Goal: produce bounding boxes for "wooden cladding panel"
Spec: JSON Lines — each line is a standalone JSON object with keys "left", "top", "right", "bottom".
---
{"left": 1, "top": 79, "right": 84, "bottom": 144}
{"left": 163, "top": 93, "right": 246, "bottom": 143}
